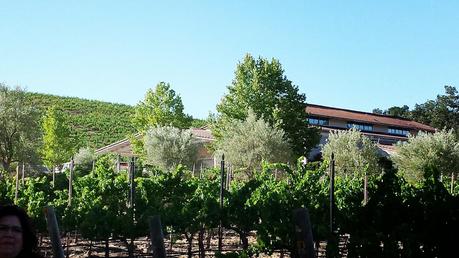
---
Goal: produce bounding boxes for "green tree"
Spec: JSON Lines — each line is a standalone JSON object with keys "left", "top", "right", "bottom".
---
{"left": 143, "top": 126, "right": 198, "bottom": 171}
{"left": 214, "top": 54, "right": 320, "bottom": 158}
{"left": 321, "top": 128, "right": 381, "bottom": 177}
{"left": 216, "top": 110, "right": 293, "bottom": 178}
{"left": 132, "top": 82, "right": 192, "bottom": 131}
{"left": 393, "top": 129, "right": 459, "bottom": 186}
{"left": 131, "top": 82, "right": 193, "bottom": 157}
{"left": 42, "top": 105, "right": 74, "bottom": 171}
{"left": 411, "top": 86, "right": 459, "bottom": 136}
{"left": 0, "top": 84, "right": 41, "bottom": 171}
{"left": 372, "top": 105, "right": 410, "bottom": 118}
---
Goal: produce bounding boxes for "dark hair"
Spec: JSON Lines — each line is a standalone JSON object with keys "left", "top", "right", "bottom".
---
{"left": 0, "top": 205, "right": 41, "bottom": 258}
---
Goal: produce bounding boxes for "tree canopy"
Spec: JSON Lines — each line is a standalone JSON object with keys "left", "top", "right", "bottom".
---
{"left": 143, "top": 126, "right": 198, "bottom": 171}
{"left": 0, "top": 84, "right": 41, "bottom": 171}
{"left": 321, "top": 128, "right": 381, "bottom": 177}
{"left": 393, "top": 129, "right": 459, "bottom": 184}
{"left": 132, "top": 82, "right": 192, "bottom": 131}
{"left": 214, "top": 54, "right": 320, "bottom": 158}
{"left": 411, "top": 86, "right": 458, "bottom": 136}
{"left": 215, "top": 109, "right": 293, "bottom": 178}
{"left": 42, "top": 105, "right": 74, "bottom": 169}
{"left": 373, "top": 85, "right": 459, "bottom": 137}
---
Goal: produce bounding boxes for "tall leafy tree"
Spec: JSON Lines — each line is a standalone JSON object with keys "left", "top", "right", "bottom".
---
{"left": 214, "top": 54, "right": 320, "bottom": 158}
{"left": 132, "top": 82, "right": 192, "bottom": 131}
{"left": 373, "top": 86, "right": 459, "bottom": 137}
{"left": 131, "top": 82, "right": 193, "bottom": 157}
{"left": 411, "top": 85, "right": 459, "bottom": 136}
{"left": 42, "top": 105, "right": 74, "bottom": 170}
{"left": 0, "top": 84, "right": 41, "bottom": 171}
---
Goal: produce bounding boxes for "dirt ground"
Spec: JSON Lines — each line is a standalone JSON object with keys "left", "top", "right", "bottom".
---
{"left": 38, "top": 230, "right": 297, "bottom": 258}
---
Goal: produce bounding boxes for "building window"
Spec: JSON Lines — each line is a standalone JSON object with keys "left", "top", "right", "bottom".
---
{"left": 347, "top": 122, "right": 373, "bottom": 131}
{"left": 388, "top": 128, "right": 410, "bottom": 136}
{"left": 308, "top": 117, "right": 329, "bottom": 126}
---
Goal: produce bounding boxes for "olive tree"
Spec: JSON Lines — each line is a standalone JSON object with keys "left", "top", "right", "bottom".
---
{"left": 321, "top": 128, "right": 381, "bottom": 178}
{"left": 0, "top": 84, "right": 41, "bottom": 171}
{"left": 143, "top": 126, "right": 198, "bottom": 171}
{"left": 393, "top": 129, "right": 459, "bottom": 190}
{"left": 215, "top": 109, "right": 293, "bottom": 178}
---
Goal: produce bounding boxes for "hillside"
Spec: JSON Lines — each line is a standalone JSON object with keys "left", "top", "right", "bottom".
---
{"left": 26, "top": 92, "right": 137, "bottom": 149}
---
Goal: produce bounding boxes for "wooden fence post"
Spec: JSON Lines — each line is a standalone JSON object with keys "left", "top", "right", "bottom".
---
{"left": 21, "top": 162, "right": 25, "bottom": 185}
{"left": 330, "top": 153, "right": 335, "bottom": 233}
{"left": 44, "top": 206, "right": 65, "bottom": 258}
{"left": 218, "top": 154, "right": 225, "bottom": 253}
{"left": 149, "top": 216, "right": 166, "bottom": 258}
{"left": 293, "top": 208, "right": 315, "bottom": 258}
{"left": 68, "top": 157, "right": 74, "bottom": 206}
{"left": 14, "top": 165, "right": 19, "bottom": 204}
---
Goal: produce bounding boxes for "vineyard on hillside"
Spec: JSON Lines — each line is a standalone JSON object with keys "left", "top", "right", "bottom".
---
{"left": 25, "top": 92, "right": 137, "bottom": 149}
{"left": 1, "top": 156, "right": 458, "bottom": 258}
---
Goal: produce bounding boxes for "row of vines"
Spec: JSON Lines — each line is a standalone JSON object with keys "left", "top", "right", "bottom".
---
{"left": 1, "top": 157, "right": 459, "bottom": 258}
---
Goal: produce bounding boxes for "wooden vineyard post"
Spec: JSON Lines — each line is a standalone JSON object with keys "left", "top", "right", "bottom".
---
{"left": 149, "top": 216, "right": 166, "bottom": 258}
{"left": 128, "top": 157, "right": 135, "bottom": 209}
{"left": 68, "top": 157, "right": 74, "bottom": 206}
{"left": 363, "top": 171, "right": 368, "bottom": 205}
{"left": 14, "top": 165, "right": 19, "bottom": 204}
{"left": 293, "top": 208, "right": 315, "bottom": 258}
{"left": 329, "top": 153, "right": 335, "bottom": 233}
{"left": 21, "top": 162, "right": 25, "bottom": 185}
{"left": 44, "top": 206, "right": 65, "bottom": 258}
{"left": 218, "top": 154, "right": 225, "bottom": 253}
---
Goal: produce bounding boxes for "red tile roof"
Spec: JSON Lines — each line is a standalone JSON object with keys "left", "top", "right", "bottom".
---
{"left": 306, "top": 104, "right": 436, "bottom": 132}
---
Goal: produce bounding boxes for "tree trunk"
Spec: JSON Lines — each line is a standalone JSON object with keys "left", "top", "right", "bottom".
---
{"left": 2, "top": 160, "right": 10, "bottom": 172}
{"left": 198, "top": 229, "right": 205, "bottom": 258}
{"left": 240, "top": 232, "right": 249, "bottom": 250}
{"left": 206, "top": 229, "right": 213, "bottom": 249}
{"left": 128, "top": 238, "right": 135, "bottom": 258}
{"left": 88, "top": 240, "right": 93, "bottom": 257}
{"left": 66, "top": 232, "right": 70, "bottom": 258}
{"left": 105, "top": 238, "right": 110, "bottom": 258}
{"left": 185, "top": 233, "right": 194, "bottom": 258}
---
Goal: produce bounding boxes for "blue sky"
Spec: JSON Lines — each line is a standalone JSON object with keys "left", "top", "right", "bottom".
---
{"left": 1, "top": 1, "right": 458, "bottom": 119}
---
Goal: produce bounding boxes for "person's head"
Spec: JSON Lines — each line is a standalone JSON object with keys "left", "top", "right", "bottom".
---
{"left": 0, "top": 205, "right": 38, "bottom": 258}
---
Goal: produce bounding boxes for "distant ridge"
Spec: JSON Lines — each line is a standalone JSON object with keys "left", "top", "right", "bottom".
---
{"left": 25, "top": 92, "right": 136, "bottom": 149}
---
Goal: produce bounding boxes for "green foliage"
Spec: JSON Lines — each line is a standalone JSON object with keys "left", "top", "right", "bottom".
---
{"left": 42, "top": 105, "right": 74, "bottom": 169}
{"left": 132, "top": 82, "right": 192, "bottom": 131}
{"left": 5, "top": 157, "right": 459, "bottom": 257}
{"left": 321, "top": 128, "right": 381, "bottom": 177}
{"left": 0, "top": 84, "right": 41, "bottom": 171}
{"left": 25, "top": 91, "right": 136, "bottom": 149}
{"left": 372, "top": 105, "right": 411, "bottom": 118}
{"left": 143, "top": 126, "right": 199, "bottom": 171}
{"left": 412, "top": 85, "right": 459, "bottom": 135}
{"left": 0, "top": 170, "right": 14, "bottom": 204}
{"left": 374, "top": 85, "right": 459, "bottom": 137}
{"left": 73, "top": 147, "right": 96, "bottom": 167}
{"left": 215, "top": 110, "right": 293, "bottom": 178}
{"left": 214, "top": 54, "right": 320, "bottom": 158}
{"left": 393, "top": 129, "right": 459, "bottom": 184}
